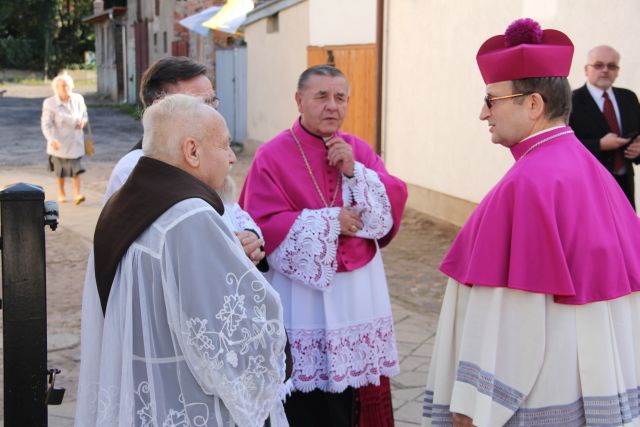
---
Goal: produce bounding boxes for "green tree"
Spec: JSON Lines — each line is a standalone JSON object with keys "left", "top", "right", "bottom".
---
{"left": 0, "top": 1, "right": 52, "bottom": 69}
{"left": 0, "top": 0, "right": 95, "bottom": 76}
{"left": 48, "top": 0, "right": 96, "bottom": 77}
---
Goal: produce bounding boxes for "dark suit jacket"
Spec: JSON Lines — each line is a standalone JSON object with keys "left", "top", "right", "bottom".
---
{"left": 569, "top": 84, "right": 640, "bottom": 176}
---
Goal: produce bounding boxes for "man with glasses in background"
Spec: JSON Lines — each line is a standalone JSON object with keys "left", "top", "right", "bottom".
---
{"left": 103, "top": 56, "right": 267, "bottom": 269}
{"left": 104, "top": 56, "right": 220, "bottom": 201}
{"left": 570, "top": 45, "right": 640, "bottom": 209}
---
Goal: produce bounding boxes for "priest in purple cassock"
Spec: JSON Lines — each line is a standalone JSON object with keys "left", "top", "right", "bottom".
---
{"left": 240, "top": 64, "right": 408, "bottom": 426}
{"left": 422, "top": 19, "right": 640, "bottom": 427}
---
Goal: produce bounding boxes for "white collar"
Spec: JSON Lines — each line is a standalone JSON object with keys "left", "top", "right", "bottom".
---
{"left": 519, "top": 125, "right": 566, "bottom": 143}
{"left": 586, "top": 81, "right": 614, "bottom": 100}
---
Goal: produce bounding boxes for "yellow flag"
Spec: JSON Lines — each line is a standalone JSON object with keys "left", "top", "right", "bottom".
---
{"left": 202, "top": 0, "right": 254, "bottom": 33}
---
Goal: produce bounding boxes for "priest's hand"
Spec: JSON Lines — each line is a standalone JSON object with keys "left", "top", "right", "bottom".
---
{"left": 600, "top": 133, "right": 628, "bottom": 151}
{"left": 327, "top": 137, "right": 355, "bottom": 177}
{"left": 338, "top": 208, "right": 363, "bottom": 236}
{"left": 452, "top": 413, "right": 475, "bottom": 427}
{"left": 624, "top": 137, "right": 640, "bottom": 159}
{"left": 235, "top": 230, "right": 265, "bottom": 265}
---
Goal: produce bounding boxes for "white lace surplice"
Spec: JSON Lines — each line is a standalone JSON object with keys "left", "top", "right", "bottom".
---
{"left": 269, "top": 162, "right": 400, "bottom": 393}
{"left": 75, "top": 199, "right": 288, "bottom": 427}
{"left": 222, "top": 203, "right": 264, "bottom": 239}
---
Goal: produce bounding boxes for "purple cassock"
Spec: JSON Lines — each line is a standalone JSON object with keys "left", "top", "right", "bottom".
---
{"left": 240, "top": 118, "right": 407, "bottom": 269}
{"left": 239, "top": 118, "right": 407, "bottom": 424}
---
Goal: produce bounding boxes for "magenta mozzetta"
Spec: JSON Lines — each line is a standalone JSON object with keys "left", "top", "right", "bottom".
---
{"left": 240, "top": 118, "right": 407, "bottom": 271}
{"left": 441, "top": 125, "right": 640, "bottom": 304}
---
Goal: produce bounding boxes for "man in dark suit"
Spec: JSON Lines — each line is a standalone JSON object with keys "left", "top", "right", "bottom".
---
{"left": 569, "top": 45, "right": 640, "bottom": 209}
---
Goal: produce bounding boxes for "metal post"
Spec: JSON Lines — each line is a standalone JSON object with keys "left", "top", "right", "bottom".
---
{"left": 0, "top": 183, "right": 50, "bottom": 425}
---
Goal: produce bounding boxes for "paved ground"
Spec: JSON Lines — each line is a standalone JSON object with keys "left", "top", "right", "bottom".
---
{"left": 0, "top": 84, "right": 459, "bottom": 426}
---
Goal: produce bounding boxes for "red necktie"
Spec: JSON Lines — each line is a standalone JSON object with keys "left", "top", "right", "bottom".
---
{"left": 603, "top": 91, "right": 624, "bottom": 172}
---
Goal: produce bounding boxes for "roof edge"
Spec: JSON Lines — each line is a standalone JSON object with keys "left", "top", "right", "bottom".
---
{"left": 83, "top": 6, "right": 127, "bottom": 24}
{"left": 244, "top": 0, "right": 306, "bottom": 27}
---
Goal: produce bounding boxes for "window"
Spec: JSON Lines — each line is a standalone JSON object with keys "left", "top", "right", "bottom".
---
{"left": 154, "top": 32, "right": 158, "bottom": 53}
{"left": 155, "top": 0, "right": 160, "bottom": 16}
{"left": 163, "top": 32, "right": 167, "bottom": 53}
{"left": 267, "top": 13, "right": 279, "bottom": 33}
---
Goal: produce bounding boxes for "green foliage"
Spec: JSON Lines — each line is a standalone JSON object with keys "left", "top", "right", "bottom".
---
{"left": 0, "top": 37, "right": 41, "bottom": 69}
{"left": 67, "top": 62, "right": 96, "bottom": 70}
{"left": 0, "top": 0, "right": 51, "bottom": 69}
{"left": 113, "top": 103, "right": 143, "bottom": 121}
{"left": 48, "top": 0, "right": 95, "bottom": 77}
{"left": 0, "top": 0, "right": 95, "bottom": 76}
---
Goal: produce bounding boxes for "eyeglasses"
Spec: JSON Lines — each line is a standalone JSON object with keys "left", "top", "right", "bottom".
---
{"left": 484, "top": 93, "right": 529, "bottom": 109}
{"left": 205, "top": 96, "right": 221, "bottom": 109}
{"left": 588, "top": 62, "right": 620, "bottom": 71}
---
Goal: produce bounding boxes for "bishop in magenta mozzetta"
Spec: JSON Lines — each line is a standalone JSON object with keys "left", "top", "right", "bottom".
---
{"left": 423, "top": 18, "right": 640, "bottom": 427}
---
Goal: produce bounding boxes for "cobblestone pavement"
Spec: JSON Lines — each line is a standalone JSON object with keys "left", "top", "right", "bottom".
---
{"left": 0, "top": 86, "right": 459, "bottom": 426}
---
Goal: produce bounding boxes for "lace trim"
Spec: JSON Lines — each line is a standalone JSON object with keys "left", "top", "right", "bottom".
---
{"left": 342, "top": 162, "right": 393, "bottom": 239}
{"left": 135, "top": 381, "right": 211, "bottom": 426}
{"left": 229, "top": 204, "right": 263, "bottom": 239}
{"left": 181, "top": 270, "right": 285, "bottom": 426}
{"left": 94, "top": 270, "right": 284, "bottom": 426}
{"left": 288, "top": 316, "right": 400, "bottom": 393}
{"left": 96, "top": 384, "right": 123, "bottom": 425}
{"left": 270, "top": 208, "right": 341, "bottom": 290}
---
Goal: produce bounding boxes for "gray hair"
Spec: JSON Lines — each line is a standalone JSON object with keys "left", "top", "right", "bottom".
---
{"left": 51, "top": 73, "right": 74, "bottom": 93}
{"left": 297, "top": 64, "right": 349, "bottom": 92}
{"left": 512, "top": 77, "right": 572, "bottom": 122}
{"left": 142, "top": 93, "right": 211, "bottom": 161}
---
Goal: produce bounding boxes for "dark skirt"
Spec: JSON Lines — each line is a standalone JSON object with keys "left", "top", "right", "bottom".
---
{"left": 49, "top": 156, "right": 85, "bottom": 178}
{"left": 284, "top": 376, "right": 394, "bottom": 427}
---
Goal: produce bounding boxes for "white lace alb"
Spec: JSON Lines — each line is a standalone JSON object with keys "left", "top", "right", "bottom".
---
{"left": 269, "top": 208, "right": 341, "bottom": 290}
{"left": 343, "top": 162, "right": 393, "bottom": 239}
{"left": 270, "top": 162, "right": 393, "bottom": 290}
{"left": 288, "top": 316, "right": 400, "bottom": 392}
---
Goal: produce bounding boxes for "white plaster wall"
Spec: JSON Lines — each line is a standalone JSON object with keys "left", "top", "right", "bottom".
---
{"left": 245, "top": 2, "right": 309, "bottom": 142}
{"left": 384, "top": 0, "right": 640, "bottom": 206}
{"left": 95, "top": 22, "right": 119, "bottom": 101}
{"left": 148, "top": 0, "right": 177, "bottom": 64}
{"left": 308, "top": 0, "right": 376, "bottom": 46}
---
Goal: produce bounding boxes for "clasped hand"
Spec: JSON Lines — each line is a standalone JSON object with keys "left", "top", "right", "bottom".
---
{"left": 235, "top": 230, "right": 265, "bottom": 265}
{"left": 327, "top": 137, "right": 355, "bottom": 177}
{"left": 624, "top": 137, "right": 640, "bottom": 159}
{"left": 338, "top": 207, "right": 363, "bottom": 236}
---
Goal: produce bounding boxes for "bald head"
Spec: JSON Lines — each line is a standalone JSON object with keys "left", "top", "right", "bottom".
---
{"left": 585, "top": 45, "right": 620, "bottom": 90}
{"left": 587, "top": 45, "right": 620, "bottom": 64}
{"left": 141, "top": 94, "right": 235, "bottom": 189}
{"left": 142, "top": 94, "right": 219, "bottom": 161}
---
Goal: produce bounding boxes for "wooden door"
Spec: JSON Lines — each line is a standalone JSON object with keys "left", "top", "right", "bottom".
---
{"left": 307, "top": 44, "right": 377, "bottom": 151}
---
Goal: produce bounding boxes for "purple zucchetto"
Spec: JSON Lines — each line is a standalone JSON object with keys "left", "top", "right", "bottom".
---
{"left": 476, "top": 18, "right": 574, "bottom": 84}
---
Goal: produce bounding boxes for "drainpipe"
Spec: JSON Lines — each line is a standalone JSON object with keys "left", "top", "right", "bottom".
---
{"left": 375, "top": 0, "right": 384, "bottom": 155}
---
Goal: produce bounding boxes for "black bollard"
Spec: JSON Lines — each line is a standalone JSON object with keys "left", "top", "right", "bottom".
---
{"left": 0, "top": 183, "right": 57, "bottom": 426}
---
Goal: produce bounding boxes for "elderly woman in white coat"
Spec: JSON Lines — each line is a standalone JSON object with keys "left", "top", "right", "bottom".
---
{"left": 41, "top": 73, "right": 88, "bottom": 205}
